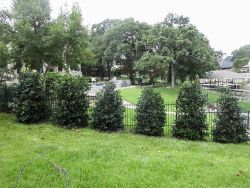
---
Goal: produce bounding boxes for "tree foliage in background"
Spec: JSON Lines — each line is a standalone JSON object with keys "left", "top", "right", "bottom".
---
{"left": 51, "top": 75, "right": 90, "bottom": 127}
{"left": 92, "top": 81, "right": 124, "bottom": 131}
{"left": 173, "top": 78, "right": 208, "bottom": 140}
{"left": 135, "top": 53, "right": 168, "bottom": 84}
{"left": 232, "top": 44, "right": 250, "bottom": 70}
{"left": 101, "top": 19, "right": 150, "bottom": 84}
{"left": 0, "top": 0, "right": 93, "bottom": 75}
{"left": 12, "top": 72, "right": 47, "bottom": 123}
{"left": 135, "top": 88, "right": 166, "bottom": 136}
{"left": 107, "top": 13, "right": 218, "bottom": 87}
{"left": 11, "top": 0, "right": 51, "bottom": 71}
{"left": 1, "top": 1, "right": 219, "bottom": 83}
{"left": 62, "top": 4, "right": 94, "bottom": 70}
{"left": 0, "top": 41, "right": 11, "bottom": 83}
{"left": 213, "top": 91, "right": 248, "bottom": 143}
{"left": 90, "top": 19, "right": 119, "bottom": 78}
{"left": 159, "top": 13, "right": 217, "bottom": 87}
{"left": 0, "top": 10, "right": 13, "bottom": 82}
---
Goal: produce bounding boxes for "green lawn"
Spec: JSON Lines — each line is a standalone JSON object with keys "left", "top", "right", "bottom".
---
{"left": 120, "top": 87, "right": 250, "bottom": 110}
{"left": 120, "top": 87, "right": 178, "bottom": 104}
{"left": 0, "top": 113, "right": 249, "bottom": 188}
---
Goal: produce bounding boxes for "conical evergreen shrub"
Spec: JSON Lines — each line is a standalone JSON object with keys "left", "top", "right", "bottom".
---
{"left": 92, "top": 81, "right": 124, "bottom": 131}
{"left": 173, "top": 78, "right": 208, "bottom": 140}
{"left": 213, "top": 91, "right": 248, "bottom": 143}
{"left": 135, "top": 87, "right": 166, "bottom": 136}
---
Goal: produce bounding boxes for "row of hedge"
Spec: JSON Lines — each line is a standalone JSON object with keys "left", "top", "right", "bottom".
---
{"left": 4, "top": 72, "right": 249, "bottom": 144}
{"left": 10, "top": 72, "right": 90, "bottom": 127}
{"left": 135, "top": 79, "right": 248, "bottom": 143}
{"left": 173, "top": 79, "right": 248, "bottom": 143}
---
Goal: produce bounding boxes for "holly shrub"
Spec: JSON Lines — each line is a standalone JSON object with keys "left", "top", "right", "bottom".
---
{"left": 213, "top": 90, "right": 248, "bottom": 143}
{"left": 51, "top": 75, "right": 90, "bottom": 127}
{"left": 92, "top": 81, "right": 124, "bottom": 131}
{"left": 173, "top": 78, "right": 208, "bottom": 140}
{"left": 12, "top": 72, "right": 47, "bottom": 123}
{"left": 135, "top": 87, "right": 166, "bottom": 136}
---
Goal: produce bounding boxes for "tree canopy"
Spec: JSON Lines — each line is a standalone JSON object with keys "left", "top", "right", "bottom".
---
{"left": 89, "top": 14, "right": 218, "bottom": 85}
{"left": 1, "top": 1, "right": 220, "bottom": 85}
{"left": 1, "top": 0, "right": 93, "bottom": 75}
{"left": 102, "top": 18, "right": 150, "bottom": 83}
{"left": 232, "top": 44, "right": 250, "bottom": 70}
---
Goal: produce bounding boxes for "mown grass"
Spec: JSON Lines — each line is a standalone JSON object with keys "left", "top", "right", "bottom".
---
{"left": 120, "top": 87, "right": 250, "bottom": 110}
{"left": 120, "top": 87, "right": 178, "bottom": 103}
{"left": 0, "top": 113, "right": 249, "bottom": 188}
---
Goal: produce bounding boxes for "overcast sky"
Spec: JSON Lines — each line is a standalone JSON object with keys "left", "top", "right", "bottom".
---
{"left": 1, "top": 0, "right": 250, "bottom": 54}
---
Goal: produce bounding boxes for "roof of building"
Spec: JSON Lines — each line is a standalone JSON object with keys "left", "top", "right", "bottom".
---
{"left": 219, "top": 56, "right": 233, "bottom": 69}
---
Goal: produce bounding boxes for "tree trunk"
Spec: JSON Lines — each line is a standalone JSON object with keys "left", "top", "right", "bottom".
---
{"left": 129, "top": 73, "right": 135, "bottom": 85}
{"left": 171, "top": 63, "right": 175, "bottom": 88}
{"left": 167, "top": 66, "right": 171, "bottom": 84}
{"left": 107, "top": 62, "right": 111, "bottom": 80}
{"left": 125, "top": 60, "right": 135, "bottom": 85}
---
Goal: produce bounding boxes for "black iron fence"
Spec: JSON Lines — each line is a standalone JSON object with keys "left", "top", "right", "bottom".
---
{"left": 1, "top": 86, "right": 249, "bottom": 138}
{"left": 88, "top": 96, "right": 250, "bottom": 138}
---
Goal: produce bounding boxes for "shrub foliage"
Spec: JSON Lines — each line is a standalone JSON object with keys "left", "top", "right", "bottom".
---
{"left": 44, "top": 72, "right": 65, "bottom": 116}
{"left": 173, "top": 78, "right": 207, "bottom": 140}
{"left": 213, "top": 91, "right": 248, "bottom": 143}
{"left": 0, "top": 83, "right": 16, "bottom": 112}
{"left": 135, "top": 87, "right": 166, "bottom": 136}
{"left": 51, "top": 75, "right": 90, "bottom": 127}
{"left": 92, "top": 81, "right": 124, "bottom": 131}
{"left": 12, "top": 72, "right": 47, "bottom": 123}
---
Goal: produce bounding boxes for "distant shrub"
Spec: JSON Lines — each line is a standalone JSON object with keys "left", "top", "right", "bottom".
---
{"left": 0, "top": 83, "right": 16, "bottom": 112}
{"left": 51, "top": 75, "right": 90, "bottom": 127}
{"left": 135, "top": 87, "right": 166, "bottom": 136}
{"left": 173, "top": 78, "right": 208, "bottom": 140}
{"left": 111, "top": 68, "right": 123, "bottom": 78}
{"left": 136, "top": 77, "right": 143, "bottom": 85}
{"left": 0, "top": 84, "right": 7, "bottom": 112}
{"left": 92, "top": 81, "right": 124, "bottom": 131}
{"left": 12, "top": 72, "right": 47, "bottom": 123}
{"left": 213, "top": 91, "right": 248, "bottom": 143}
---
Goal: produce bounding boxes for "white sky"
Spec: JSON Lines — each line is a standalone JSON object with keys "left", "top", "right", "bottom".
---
{"left": 1, "top": 0, "right": 250, "bottom": 54}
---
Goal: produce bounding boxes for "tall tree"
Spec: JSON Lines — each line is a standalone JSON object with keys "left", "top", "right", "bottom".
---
{"left": 0, "top": 9, "right": 12, "bottom": 43}
{"left": 90, "top": 19, "right": 119, "bottom": 78}
{"left": 136, "top": 24, "right": 174, "bottom": 84}
{"left": 232, "top": 44, "right": 250, "bottom": 70}
{"left": 135, "top": 53, "right": 168, "bottom": 84}
{"left": 174, "top": 25, "right": 218, "bottom": 82}
{"left": 11, "top": 0, "right": 51, "bottom": 71}
{"left": 153, "top": 13, "right": 218, "bottom": 87}
{"left": 102, "top": 18, "right": 150, "bottom": 83}
{"left": 9, "top": 1, "right": 92, "bottom": 75}
{"left": 0, "top": 10, "right": 12, "bottom": 82}
{"left": 63, "top": 3, "right": 91, "bottom": 70}
{"left": 0, "top": 41, "right": 10, "bottom": 83}
{"left": 42, "top": 11, "right": 65, "bottom": 73}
